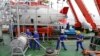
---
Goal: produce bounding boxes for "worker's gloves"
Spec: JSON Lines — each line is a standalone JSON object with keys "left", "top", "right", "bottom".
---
{"left": 77, "top": 39, "right": 84, "bottom": 42}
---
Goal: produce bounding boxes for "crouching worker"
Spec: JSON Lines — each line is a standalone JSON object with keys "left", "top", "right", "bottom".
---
{"left": 56, "top": 33, "right": 67, "bottom": 50}
{"left": 33, "top": 31, "right": 40, "bottom": 50}
{"left": 82, "top": 49, "right": 100, "bottom": 56}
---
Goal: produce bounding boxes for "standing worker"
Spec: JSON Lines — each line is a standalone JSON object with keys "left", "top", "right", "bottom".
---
{"left": 56, "top": 33, "right": 67, "bottom": 50}
{"left": 75, "top": 31, "right": 84, "bottom": 51}
{"left": 33, "top": 31, "right": 40, "bottom": 50}
{"left": 26, "top": 29, "right": 33, "bottom": 48}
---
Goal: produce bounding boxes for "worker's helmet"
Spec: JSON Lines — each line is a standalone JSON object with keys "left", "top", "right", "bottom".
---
{"left": 76, "top": 31, "right": 81, "bottom": 34}
{"left": 34, "top": 31, "right": 38, "bottom": 33}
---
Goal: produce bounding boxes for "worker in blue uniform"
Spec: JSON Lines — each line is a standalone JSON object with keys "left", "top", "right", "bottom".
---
{"left": 33, "top": 31, "right": 40, "bottom": 50}
{"left": 75, "top": 31, "right": 84, "bottom": 51}
{"left": 26, "top": 29, "right": 33, "bottom": 48}
{"left": 56, "top": 33, "right": 67, "bottom": 50}
{"left": 26, "top": 29, "right": 32, "bottom": 37}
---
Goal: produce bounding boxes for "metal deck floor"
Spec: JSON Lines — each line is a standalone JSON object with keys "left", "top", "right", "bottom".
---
{"left": 0, "top": 40, "right": 90, "bottom": 56}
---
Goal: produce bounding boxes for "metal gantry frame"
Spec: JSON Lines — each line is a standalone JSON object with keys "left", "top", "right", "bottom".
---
{"left": 14, "top": 0, "right": 66, "bottom": 37}
{"left": 0, "top": 0, "right": 68, "bottom": 38}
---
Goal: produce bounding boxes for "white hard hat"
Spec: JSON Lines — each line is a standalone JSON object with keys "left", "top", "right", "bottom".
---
{"left": 34, "top": 31, "right": 38, "bottom": 33}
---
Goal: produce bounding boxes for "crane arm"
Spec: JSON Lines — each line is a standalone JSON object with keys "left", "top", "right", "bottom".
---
{"left": 75, "top": 0, "right": 96, "bottom": 30}
{"left": 67, "top": 0, "right": 81, "bottom": 28}
{"left": 94, "top": 0, "right": 100, "bottom": 15}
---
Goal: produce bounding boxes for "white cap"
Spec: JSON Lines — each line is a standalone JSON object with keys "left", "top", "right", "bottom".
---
{"left": 34, "top": 31, "right": 38, "bottom": 33}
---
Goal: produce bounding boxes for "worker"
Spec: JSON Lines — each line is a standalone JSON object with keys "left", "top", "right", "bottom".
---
{"left": 26, "top": 29, "right": 33, "bottom": 48}
{"left": 75, "top": 31, "right": 84, "bottom": 51}
{"left": 56, "top": 33, "right": 67, "bottom": 50}
{"left": 33, "top": 31, "right": 40, "bottom": 50}
{"left": 66, "top": 23, "right": 70, "bottom": 30}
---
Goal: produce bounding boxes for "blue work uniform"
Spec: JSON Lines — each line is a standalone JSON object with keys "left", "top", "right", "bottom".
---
{"left": 56, "top": 34, "right": 67, "bottom": 50}
{"left": 33, "top": 32, "right": 40, "bottom": 50}
{"left": 26, "top": 31, "right": 32, "bottom": 37}
{"left": 76, "top": 34, "right": 84, "bottom": 51}
{"left": 26, "top": 31, "right": 33, "bottom": 48}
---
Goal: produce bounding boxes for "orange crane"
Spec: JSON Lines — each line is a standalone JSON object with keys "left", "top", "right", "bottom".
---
{"left": 67, "top": 0, "right": 82, "bottom": 30}
{"left": 75, "top": 0, "right": 96, "bottom": 30}
{"left": 94, "top": 0, "right": 100, "bottom": 15}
